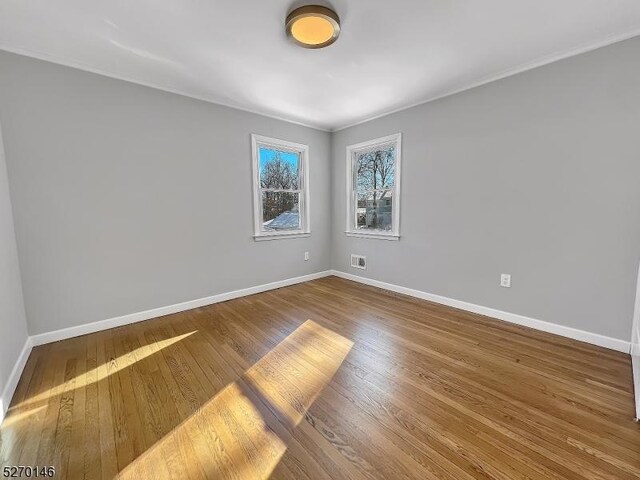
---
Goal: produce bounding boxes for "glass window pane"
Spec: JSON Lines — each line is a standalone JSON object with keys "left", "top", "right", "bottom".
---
{"left": 262, "top": 191, "right": 301, "bottom": 231}
{"left": 259, "top": 147, "right": 300, "bottom": 190}
{"left": 355, "top": 145, "right": 395, "bottom": 194}
{"left": 356, "top": 190, "right": 393, "bottom": 231}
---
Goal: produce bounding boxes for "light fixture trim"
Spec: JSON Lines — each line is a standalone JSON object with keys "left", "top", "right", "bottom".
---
{"left": 286, "top": 5, "right": 341, "bottom": 49}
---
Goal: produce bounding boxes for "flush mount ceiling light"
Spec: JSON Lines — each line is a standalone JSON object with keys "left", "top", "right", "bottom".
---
{"left": 286, "top": 5, "right": 340, "bottom": 49}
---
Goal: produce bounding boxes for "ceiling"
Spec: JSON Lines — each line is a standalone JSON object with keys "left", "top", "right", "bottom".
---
{"left": 1, "top": 1, "right": 640, "bottom": 131}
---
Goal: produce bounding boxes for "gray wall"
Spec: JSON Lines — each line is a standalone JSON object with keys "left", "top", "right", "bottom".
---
{"left": 331, "top": 36, "right": 640, "bottom": 341}
{"left": 2, "top": 37, "right": 639, "bottom": 343}
{"left": 0, "top": 119, "right": 29, "bottom": 407}
{"left": 0, "top": 51, "right": 331, "bottom": 335}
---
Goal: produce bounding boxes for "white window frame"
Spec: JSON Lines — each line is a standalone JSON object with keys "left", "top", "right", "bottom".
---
{"left": 251, "top": 134, "right": 310, "bottom": 241}
{"left": 345, "top": 133, "right": 402, "bottom": 240}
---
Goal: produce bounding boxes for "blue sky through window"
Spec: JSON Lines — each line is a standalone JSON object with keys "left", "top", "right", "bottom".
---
{"left": 259, "top": 147, "right": 299, "bottom": 172}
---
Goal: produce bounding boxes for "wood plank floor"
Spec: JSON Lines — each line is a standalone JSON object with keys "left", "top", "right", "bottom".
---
{"left": 1, "top": 276, "right": 639, "bottom": 479}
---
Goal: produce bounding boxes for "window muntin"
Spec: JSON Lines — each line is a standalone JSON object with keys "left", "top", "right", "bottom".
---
{"left": 346, "top": 134, "right": 401, "bottom": 239}
{"left": 251, "top": 135, "right": 310, "bottom": 239}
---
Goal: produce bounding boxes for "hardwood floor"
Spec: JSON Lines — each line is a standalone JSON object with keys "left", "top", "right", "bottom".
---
{"left": 1, "top": 276, "right": 639, "bottom": 479}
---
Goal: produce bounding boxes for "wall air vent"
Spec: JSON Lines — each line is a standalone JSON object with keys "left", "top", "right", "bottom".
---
{"left": 350, "top": 254, "right": 366, "bottom": 270}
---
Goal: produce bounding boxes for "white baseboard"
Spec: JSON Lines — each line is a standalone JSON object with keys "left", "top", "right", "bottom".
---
{"left": 1, "top": 337, "right": 33, "bottom": 423}
{"left": 1, "top": 270, "right": 330, "bottom": 421}
{"left": 331, "top": 270, "right": 631, "bottom": 354}
{"left": 2, "top": 268, "right": 628, "bottom": 423}
{"left": 30, "top": 270, "right": 332, "bottom": 347}
{"left": 631, "top": 263, "right": 640, "bottom": 420}
{"left": 633, "top": 355, "right": 640, "bottom": 421}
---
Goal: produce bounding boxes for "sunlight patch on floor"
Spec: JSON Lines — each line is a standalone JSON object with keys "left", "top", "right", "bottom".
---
{"left": 13, "top": 331, "right": 197, "bottom": 411}
{"left": 118, "top": 320, "right": 353, "bottom": 479}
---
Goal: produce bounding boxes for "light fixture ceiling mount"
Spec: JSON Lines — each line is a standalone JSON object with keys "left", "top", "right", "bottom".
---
{"left": 286, "top": 5, "right": 340, "bottom": 49}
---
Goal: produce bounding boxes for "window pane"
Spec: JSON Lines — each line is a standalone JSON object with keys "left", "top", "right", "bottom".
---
{"left": 355, "top": 145, "right": 395, "bottom": 194}
{"left": 356, "top": 190, "right": 393, "bottom": 231}
{"left": 262, "top": 191, "right": 301, "bottom": 231}
{"left": 259, "top": 147, "right": 300, "bottom": 190}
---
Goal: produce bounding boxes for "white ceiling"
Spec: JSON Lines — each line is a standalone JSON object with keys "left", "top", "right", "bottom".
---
{"left": 1, "top": 0, "right": 640, "bottom": 131}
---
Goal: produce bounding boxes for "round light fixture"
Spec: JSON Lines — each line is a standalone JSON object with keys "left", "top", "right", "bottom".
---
{"left": 286, "top": 5, "right": 340, "bottom": 49}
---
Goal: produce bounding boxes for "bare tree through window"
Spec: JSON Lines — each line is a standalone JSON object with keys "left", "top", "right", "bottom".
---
{"left": 251, "top": 135, "right": 310, "bottom": 239}
{"left": 356, "top": 145, "right": 395, "bottom": 230}
{"left": 259, "top": 149, "right": 301, "bottom": 230}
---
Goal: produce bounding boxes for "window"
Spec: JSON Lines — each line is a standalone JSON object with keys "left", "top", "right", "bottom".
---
{"left": 346, "top": 133, "right": 401, "bottom": 240}
{"left": 251, "top": 134, "right": 310, "bottom": 240}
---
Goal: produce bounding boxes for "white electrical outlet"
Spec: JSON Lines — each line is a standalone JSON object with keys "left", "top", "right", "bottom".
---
{"left": 500, "top": 274, "right": 511, "bottom": 288}
{"left": 351, "top": 254, "right": 366, "bottom": 270}
{"left": 304, "top": 251, "right": 310, "bottom": 261}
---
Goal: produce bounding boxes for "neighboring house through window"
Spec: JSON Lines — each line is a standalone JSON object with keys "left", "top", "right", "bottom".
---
{"left": 346, "top": 133, "right": 401, "bottom": 240}
{"left": 251, "top": 134, "right": 310, "bottom": 240}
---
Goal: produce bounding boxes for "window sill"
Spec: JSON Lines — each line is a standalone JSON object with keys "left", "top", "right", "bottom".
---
{"left": 345, "top": 231, "right": 400, "bottom": 241}
{"left": 253, "top": 232, "right": 311, "bottom": 242}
